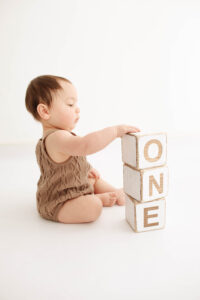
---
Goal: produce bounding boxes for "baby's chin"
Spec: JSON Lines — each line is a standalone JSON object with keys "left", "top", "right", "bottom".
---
{"left": 68, "top": 124, "right": 77, "bottom": 131}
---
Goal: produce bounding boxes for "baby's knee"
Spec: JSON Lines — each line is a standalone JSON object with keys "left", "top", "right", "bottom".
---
{"left": 90, "top": 196, "right": 103, "bottom": 222}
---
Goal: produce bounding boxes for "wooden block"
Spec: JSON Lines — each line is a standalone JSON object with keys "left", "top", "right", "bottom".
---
{"left": 125, "top": 194, "right": 166, "bottom": 232}
{"left": 121, "top": 132, "right": 167, "bottom": 170}
{"left": 123, "top": 164, "right": 168, "bottom": 202}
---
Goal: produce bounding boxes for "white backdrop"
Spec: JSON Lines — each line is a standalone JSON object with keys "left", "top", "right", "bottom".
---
{"left": 1, "top": 0, "right": 200, "bottom": 144}
{"left": 1, "top": 2, "right": 200, "bottom": 299}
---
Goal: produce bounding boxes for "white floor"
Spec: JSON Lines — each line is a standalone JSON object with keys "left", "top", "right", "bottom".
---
{"left": 0, "top": 134, "right": 200, "bottom": 300}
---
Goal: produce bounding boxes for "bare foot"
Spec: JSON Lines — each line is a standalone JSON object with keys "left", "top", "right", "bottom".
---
{"left": 96, "top": 192, "right": 117, "bottom": 207}
{"left": 115, "top": 188, "right": 125, "bottom": 206}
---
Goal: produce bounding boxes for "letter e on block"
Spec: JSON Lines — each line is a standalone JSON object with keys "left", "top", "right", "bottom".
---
{"left": 125, "top": 194, "right": 166, "bottom": 232}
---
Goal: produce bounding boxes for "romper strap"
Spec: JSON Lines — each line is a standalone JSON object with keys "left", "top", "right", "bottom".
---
{"left": 42, "top": 129, "right": 59, "bottom": 141}
{"left": 42, "top": 129, "right": 77, "bottom": 141}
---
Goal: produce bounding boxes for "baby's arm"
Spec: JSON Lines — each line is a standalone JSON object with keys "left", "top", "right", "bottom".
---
{"left": 54, "top": 124, "right": 139, "bottom": 157}
{"left": 54, "top": 126, "right": 117, "bottom": 157}
{"left": 83, "top": 126, "right": 117, "bottom": 155}
{"left": 83, "top": 124, "right": 140, "bottom": 154}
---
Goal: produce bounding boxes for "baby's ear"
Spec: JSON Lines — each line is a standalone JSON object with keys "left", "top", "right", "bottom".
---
{"left": 37, "top": 103, "right": 50, "bottom": 120}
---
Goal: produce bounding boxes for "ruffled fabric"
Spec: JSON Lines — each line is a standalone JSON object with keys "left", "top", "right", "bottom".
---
{"left": 35, "top": 130, "right": 94, "bottom": 221}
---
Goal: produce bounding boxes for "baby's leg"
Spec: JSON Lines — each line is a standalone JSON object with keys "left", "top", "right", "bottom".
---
{"left": 93, "top": 177, "right": 125, "bottom": 206}
{"left": 96, "top": 192, "right": 117, "bottom": 207}
{"left": 57, "top": 194, "right": 103, "bottom": 224}
{"left": 88, "top": 177, "right": 118, "bottom": 206}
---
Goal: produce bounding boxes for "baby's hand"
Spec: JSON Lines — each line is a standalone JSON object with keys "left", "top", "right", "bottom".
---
{"left": 116, "top": 124, "right": 141, "bottom": 137}
{"left": 88, "top": 168, "right": 100, "bottom": 180}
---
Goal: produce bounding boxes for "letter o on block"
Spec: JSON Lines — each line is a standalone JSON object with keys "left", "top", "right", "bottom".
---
{"left": 144, "top": 139, "right": 162, "bottom": 162}
{"left": 121, "top": 132, "right": 167, "bottom": 169}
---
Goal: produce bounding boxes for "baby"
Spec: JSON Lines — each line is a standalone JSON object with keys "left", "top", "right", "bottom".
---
{"left": 25, "top": 75, "right": 141, "bottom": 224}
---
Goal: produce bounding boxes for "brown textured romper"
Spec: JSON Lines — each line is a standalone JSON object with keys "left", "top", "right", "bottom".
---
{"left": 35, "top": 129, "right": 94, "bottom": 222}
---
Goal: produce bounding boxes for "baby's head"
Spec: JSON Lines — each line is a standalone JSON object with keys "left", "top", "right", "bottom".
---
{"left": 25, "top": 75, "right": 80, "bottom": 132}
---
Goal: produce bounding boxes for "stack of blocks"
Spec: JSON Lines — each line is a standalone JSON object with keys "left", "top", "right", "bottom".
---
{"left": 121, "top": 132, "right": 168, "bottom": 233}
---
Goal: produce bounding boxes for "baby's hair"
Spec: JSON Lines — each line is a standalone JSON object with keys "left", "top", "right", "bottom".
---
{"left": 25, "top": 74, "right": 72, "bottom": 122}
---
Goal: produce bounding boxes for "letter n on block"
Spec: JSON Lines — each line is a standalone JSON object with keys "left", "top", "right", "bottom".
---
{"left": 125, "top": 194, "right": 166, "bottom": 232}
{"left": 123, "top": 164, "right": 168, "bottom": 202}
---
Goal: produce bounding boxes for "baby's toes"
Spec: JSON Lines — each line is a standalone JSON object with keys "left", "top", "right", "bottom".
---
{"left": 116, "top": 189, "right": 125, "bottom": 206}
{"left": 110, "top": 192, "right": 117, "bottom": 197}
{"left": 109, "top": 192, "right": 117, "bottom": 206}
{"left": 110, "top": 192, "right": 118, "bottom": 200}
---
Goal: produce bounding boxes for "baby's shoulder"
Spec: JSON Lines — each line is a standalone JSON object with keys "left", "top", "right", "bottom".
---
{"left": 45, "top": 130, "right": 75, "bottom": 163}
{"left": 46, "top": 129, "right": 75, "bottom": 142}
{"left": 50, "top": 129, "right": 76, "bottom": 139}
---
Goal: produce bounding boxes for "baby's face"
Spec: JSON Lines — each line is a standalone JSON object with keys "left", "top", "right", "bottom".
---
{"left": 47, "top": 80, "right": 80, "bottom": 131}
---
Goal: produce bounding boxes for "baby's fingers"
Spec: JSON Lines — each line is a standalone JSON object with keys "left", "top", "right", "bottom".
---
{"left": 127, "top": 126, "right": 141, "bottom": 133}
{"left": 131, "top": 126, "right": 141, "bottom": 132}
{"left": 88, "top": 172, "right": 95, "bottom": 178}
